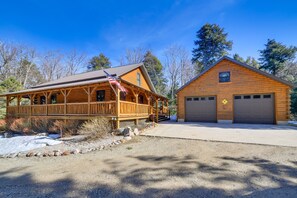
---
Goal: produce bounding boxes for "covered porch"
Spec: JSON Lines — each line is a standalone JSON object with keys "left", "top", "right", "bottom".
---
{"left": 5, "top": 81, "right": 169, "bottom": 128}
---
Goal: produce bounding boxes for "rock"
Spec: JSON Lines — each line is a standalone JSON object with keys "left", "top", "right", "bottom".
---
{"left": 3, "top": 132, "right": 14, "bottom": 138}
{"left": 133, "top": 128, "right": 139, "bottom": 136}
{"left": 43, "top": 153, "right": 48, "bottom": 157}
{"left": 17, "top": 152, "right": 26, "bottom": 157}
{"left": 53, "top": 150, "right": 61, "bottom": 156}
{"left": 35, "top": 152, "right": 42, "bottom": 157}
{"left": 37, "top": 132, "right": 48, "bottom": 136}
{"left": 80, "top": 149, "right": 88, "bottom": 154}
{"left": 26, "top": 152, "right": 34, "bottom": 157}
{"left": 120, "top": 139, "right": 126, "bottom": 143}
{"left": 124, "top": 136, "right": 132, "bottom": 141}
{"left": 62, "top": 151, "right": 70, "bottom": 156}
{"left": 71, "top": 149, "right": 80, "bottom": 154}
{"left": 123, "top": 127, "right": 133, "bottom": 137}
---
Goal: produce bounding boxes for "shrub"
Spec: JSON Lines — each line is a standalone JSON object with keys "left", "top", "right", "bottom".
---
{"left": 51, "top": 119, "right": 83, "bottom": 137}
{"left": 5, "top": 117, "right": 31, "bottom": 133}
{"left": 31, "top": 118, "right": 51, "bottom": 133}
{"left": 0, "top": 119, "right": 6, "bottom": 132}
{"left": 78, "top": 117, "right": 111, "bottom": 138}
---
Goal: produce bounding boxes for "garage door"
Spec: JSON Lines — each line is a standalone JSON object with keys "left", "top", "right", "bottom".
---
{"left": 185, "top": 96, "right": 216, "bottom": 122}
{"left": 234, "top": 94, "right": 274, "bottom": 124}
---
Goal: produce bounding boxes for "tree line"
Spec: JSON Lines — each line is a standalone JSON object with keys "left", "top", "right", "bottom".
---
{"left": 0, "top": 23, "right": 297, "bottom": 116}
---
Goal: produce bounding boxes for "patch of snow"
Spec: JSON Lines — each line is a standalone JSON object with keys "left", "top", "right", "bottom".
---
{"left": 170, "top": 115, "right": 177, "bottom": 121}
{"left": 0, "top": 136, "right": 62, "bottom": 155}
{"left": 48, "top": 134, "right": 60, "bottom": 139}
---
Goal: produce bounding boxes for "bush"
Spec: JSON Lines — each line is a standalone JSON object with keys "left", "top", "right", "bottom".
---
{"left": 5, "top": 117, "right": 31, "bottom": 133}
{"left": 31, "top": 118, "right": 51, "bottom": 133}
{"left": 51, "top": 119, "right": 83, "bottom": 137}
{"left": 78, "top": 117, "right": 111, "bottom": 138}
{"left": 0, "top": 119, "right": 6, "bottom": 132}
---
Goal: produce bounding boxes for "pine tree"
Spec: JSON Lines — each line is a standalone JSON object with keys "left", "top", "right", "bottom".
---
{"left": 259, "top": 39, "right": 297, "bottom": 75}
{"left": 143, "top": 51, "right": 167, "bottom": 94}
{"left": 87, "top": 53, "right": 111, "bottom": 71}
{"left": 192, "top": 23, "right": 232, "bottom": 70}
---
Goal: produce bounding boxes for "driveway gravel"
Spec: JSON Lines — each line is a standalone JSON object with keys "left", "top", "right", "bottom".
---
{"left": 0, "top": 136, "right": 297, "bottom": 197}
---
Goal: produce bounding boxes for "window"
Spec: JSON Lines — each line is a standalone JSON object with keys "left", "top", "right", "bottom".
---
{"left": 40, "top": 96, "right": 46, "bottom": 104}
{"left": 194, "top": 97, "right": 199, "bottom": 101}
{"left": 186, "top": 98, "right": 192, "bottom": 101}
{"left": 137, "top": 72, "right": 141, "bottom": 86}
{"left": 234, "top": 96, "right": 241, "bottom": 99}
{"left": 50, "top": 94, "right": 57, "bottom": 104}
{"left": 219, "top": 71, "right": 230, "bottom": 83}
{"left": 201, "top": 97, "right": 206, "bottom": 101}
{"left": 208, "top": 97, "right": 215, "bottom": 100}
{"left": 263, "top": 94, "right": 271, "bottom": 99}
{"left": 138, "top": 95, "right": 144, "bottom": 104}
{"left": 253, "top": 95, "right": 261, "bottom": 99}
{"left": 243, "top": 95, "right": 251, "bottom": 99}
{"left": 96, "top": 90, "right": 105, "bottom": 101}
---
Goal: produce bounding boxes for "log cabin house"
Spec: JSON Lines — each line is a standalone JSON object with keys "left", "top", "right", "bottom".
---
{"left": 1, "top": 63, "right": 169, "bottom": 129}
{"left": 176, "top": 56, "right": 295, "bottom": 124}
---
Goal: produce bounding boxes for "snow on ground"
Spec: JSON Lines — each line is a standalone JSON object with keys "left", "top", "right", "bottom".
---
{"left": 0, "top": 136, "right": 62, "bottom": 155}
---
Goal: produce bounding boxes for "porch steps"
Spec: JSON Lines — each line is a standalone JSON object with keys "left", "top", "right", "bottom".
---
{"left": 155, "top": 115, "right": 170, "bottom": 123}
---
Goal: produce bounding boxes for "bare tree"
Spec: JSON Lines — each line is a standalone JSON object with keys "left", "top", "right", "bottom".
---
{"left": 124, "top": 47, "right": 146, "bottom": 64}
{"left": 0, "top": 41, "right": 19, "bottom": 80}
{"left": 39, "top": 51, "right": 64, "bottom": 82}
{"left": 64, "top": 50, "right": 86, "bottom": 76}
{"left": 164, "top": 45, "right": 194, "bottom": 102}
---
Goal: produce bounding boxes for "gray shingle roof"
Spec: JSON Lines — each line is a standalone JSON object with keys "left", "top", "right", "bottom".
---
{"left": 1, "top": 62, "right": 160, "bottom": 96}
{"left": 177, "top": 56, "right": 295, "bottom": 93}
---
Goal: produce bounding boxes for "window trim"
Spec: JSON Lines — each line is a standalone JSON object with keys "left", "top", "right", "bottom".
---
{"left": 219, "top": 71, "right": 231, "bottom": 83}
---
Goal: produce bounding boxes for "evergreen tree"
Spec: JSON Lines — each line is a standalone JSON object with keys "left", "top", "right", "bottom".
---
{"left": 192, "top": 23, "right": 232, "bottom": 70}
{"left": 143, "top": 51, "right": 167, "bottom": 94}
{"left": 87, "top": 53, "right": 111, "bottom": 71}
{"left": 0, "top": 76, "right": 22, "bottom": 93}
{"left": 233, "top": 53, "right": 260, "bottom": 68}
{"left": 259, "top": 39, "right": 297, "bottom": 75}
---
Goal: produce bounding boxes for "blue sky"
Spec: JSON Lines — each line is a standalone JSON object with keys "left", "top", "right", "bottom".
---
{"left": 1, "top": 0, "right": 297, "bottom": 66}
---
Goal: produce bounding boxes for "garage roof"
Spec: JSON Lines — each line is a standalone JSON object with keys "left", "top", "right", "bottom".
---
{"left": 177, "top": 56, "right": 295, "bottom": 93}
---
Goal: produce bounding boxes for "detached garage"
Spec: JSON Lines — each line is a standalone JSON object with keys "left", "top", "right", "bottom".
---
{"left": 176, "top": 56, "right": 295, "bottom": 125}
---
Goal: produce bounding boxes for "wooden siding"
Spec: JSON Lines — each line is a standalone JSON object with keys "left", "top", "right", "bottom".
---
{"left": 121, "top": 68, "right": 151, "bottom": 91}
{"left": 177, "top": 59, "right": 291, "bottom": 122}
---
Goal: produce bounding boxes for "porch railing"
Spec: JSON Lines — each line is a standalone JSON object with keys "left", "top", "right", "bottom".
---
{"left": 7, "top": 101, "right": 117, "bottom": 117}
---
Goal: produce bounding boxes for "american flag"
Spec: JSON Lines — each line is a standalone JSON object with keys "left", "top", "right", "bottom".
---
{"left": 104, "top": 70, "right": 127, "bottom": 93}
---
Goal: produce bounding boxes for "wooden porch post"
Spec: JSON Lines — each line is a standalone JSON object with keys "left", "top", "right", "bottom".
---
{"left": 115, "top": 87, "right": 120, "bottom": 129}
{"left": 61, "top": 90, "right": 67, "bottom": 116}
{"left": 83, "top": 87, "right": 91, "bottom": 115}
{"left": 155, "top": 97, "right": 159, "bottom": 122}
{"left": 87, "top": 87, "right": 91, "bottom": 115}
{"left": 6, "top": 96, "right": 9, "bottom": 116}
{"left": 45, "top": 92, "right": 49, "bottom": 116}
{"left": 17, "top": 95, "right": 20, "bottom": 116}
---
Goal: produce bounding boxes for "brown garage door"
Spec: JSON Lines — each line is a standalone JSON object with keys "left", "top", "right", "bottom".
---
{"left": 185, "top": 96, "right": 217, "bottom": 122}
{"left": 234, "top": 94, "right": 274, "bottom": 124}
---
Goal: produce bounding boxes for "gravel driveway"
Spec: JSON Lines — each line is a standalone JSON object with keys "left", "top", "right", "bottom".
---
{"left": 143, "top": 121, "right": 297, "bottom": 147}
{"left": 0, "top": 136, "right": 297, "bottom": 197}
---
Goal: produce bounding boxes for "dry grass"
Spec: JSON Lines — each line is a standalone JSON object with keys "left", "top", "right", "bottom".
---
{"left": 78, "top": 117, "right": 112, "bottom": 139}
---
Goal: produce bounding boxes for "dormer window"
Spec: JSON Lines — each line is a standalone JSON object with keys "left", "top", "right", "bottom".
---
{"left": 219, "top": 71, "right": 230, "bottom": 83}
